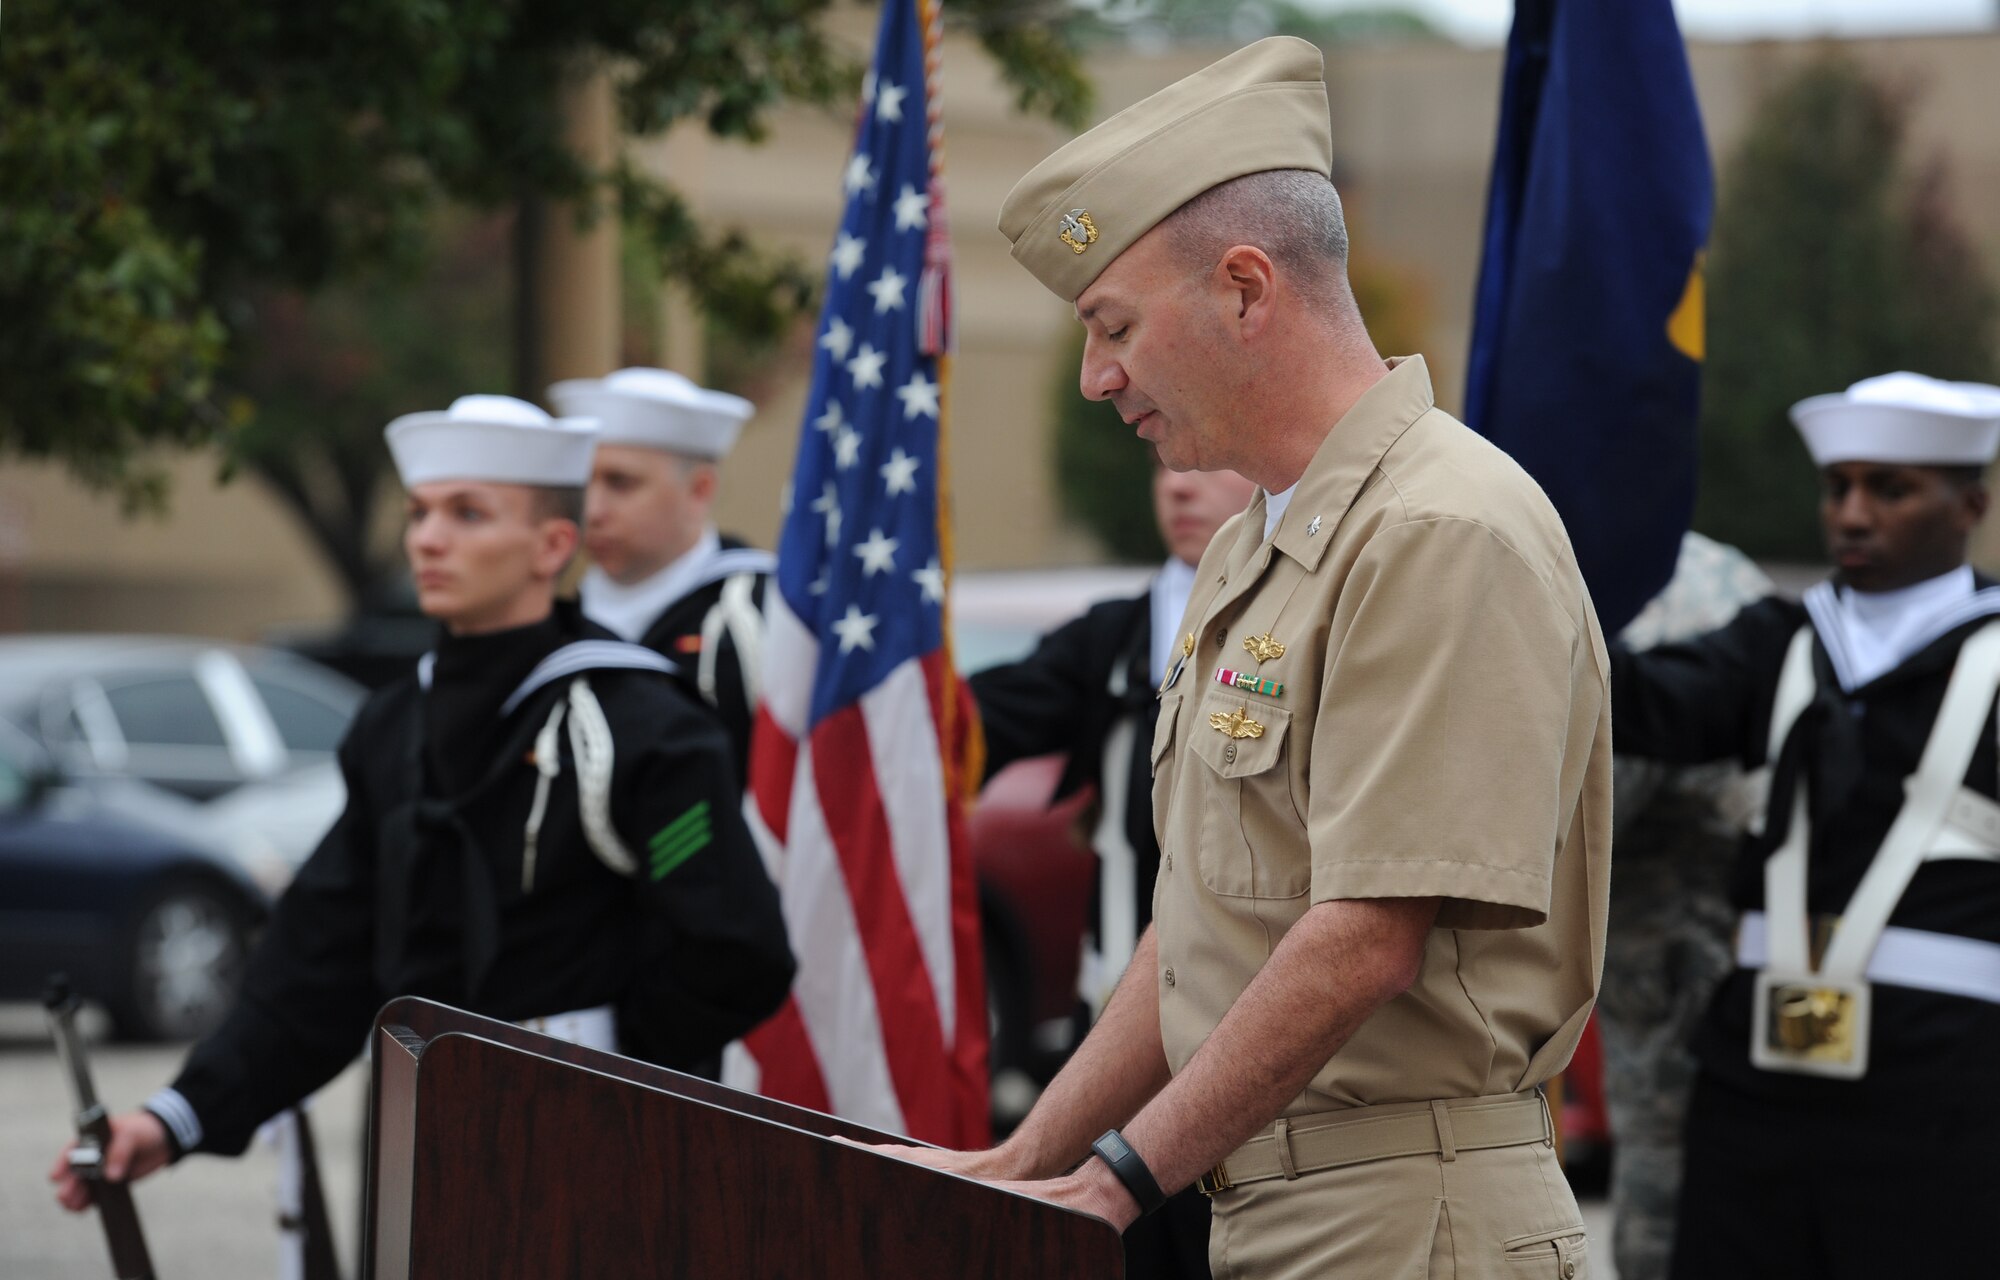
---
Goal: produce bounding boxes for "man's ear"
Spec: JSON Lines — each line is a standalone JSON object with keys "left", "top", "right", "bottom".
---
{"left": 1963, "top": 481, "right": 1989, "bottom": 530}
{"left": 688, "top": 462, "right": 720, "bottom": 506}
{"left": 1217, "top": 244, "right": 1277, "bottom": 337}
{"left": 537, "top": 518, "right": 581, "bottom": 581}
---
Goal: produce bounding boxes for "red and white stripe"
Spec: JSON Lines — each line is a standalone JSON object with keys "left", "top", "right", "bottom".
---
{"left": 729, "top": 594, "right": 987, "bottom": 1144}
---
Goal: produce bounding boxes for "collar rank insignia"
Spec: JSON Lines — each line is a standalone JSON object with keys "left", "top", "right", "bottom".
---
{"left": 1306, "top": 515, "right": 1321, "bottom": 537}
{"left": 1242, "top": 633, "right": 1286, "bottom": 664}
{"left": 1182, "top": 631, "right": 1196, "bottom": 658}
{"left": 1214, "top": 667, "right": 1284, "bottom": 697}
{"left": 1058, "top": 209, "right": 1099, "bottom": 255}
{"left": 1208, "top": 705, "right": 1265, "bottom": 739}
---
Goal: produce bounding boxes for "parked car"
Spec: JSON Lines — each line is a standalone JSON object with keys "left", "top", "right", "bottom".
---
{"left": 269, "top": 581, "right": 435, "bottom": 692}
{"left": 0, "top": 636, "right": 365, "bottom": 895}
{"left": 0, "top": 720, "right": 267, "bottom": 1040}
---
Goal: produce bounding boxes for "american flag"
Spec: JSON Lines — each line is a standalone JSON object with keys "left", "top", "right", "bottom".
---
{"left": 729, "top": 0, "right": 989, "bottom": 1147}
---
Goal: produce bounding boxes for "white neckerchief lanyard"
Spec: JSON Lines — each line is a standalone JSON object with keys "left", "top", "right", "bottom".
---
{"left": 1753, "top": 620, "right": 2000, "bottom": 1078}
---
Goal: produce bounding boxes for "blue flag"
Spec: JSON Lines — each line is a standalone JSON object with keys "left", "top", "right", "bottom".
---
{"left": 1464, "top": 0, "right": 1712, "bottom": 635}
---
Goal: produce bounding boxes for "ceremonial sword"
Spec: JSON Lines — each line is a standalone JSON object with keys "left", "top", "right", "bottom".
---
{"left": 45, "top": 975, "right": 156, "bottom": 1280}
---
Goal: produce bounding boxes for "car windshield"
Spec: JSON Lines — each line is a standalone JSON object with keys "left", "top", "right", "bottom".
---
{"left": 950, "top": 621, "right": 1046, "bottom": 675}
{"left": 251, "top": 676, "right": 355, "bottom": 754}
{"left": 949, "top": 566, "right": 1156, "bottom": 676}
{"left": 101, "top": 675, "right": 228, "bottom": 748}
{"left": 0, "top": 753, "right": 28, "bottom": 810}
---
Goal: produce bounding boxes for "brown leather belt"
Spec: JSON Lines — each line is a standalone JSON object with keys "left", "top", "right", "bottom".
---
{"left": 1196, "top": 1090, "right": 1553, "bottom": 1195}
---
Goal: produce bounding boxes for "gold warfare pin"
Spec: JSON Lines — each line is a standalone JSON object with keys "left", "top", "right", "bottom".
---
{"left": 1242, "top": 633, "right": 1285, "bottom": 664}
{"left": 1208, "top": 706, "right": 1265, "bottom": 739}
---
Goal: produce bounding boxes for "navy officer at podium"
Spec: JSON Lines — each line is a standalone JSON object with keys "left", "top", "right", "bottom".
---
{"left": 886, "top": 36, "right": 1610, "bottom": 1280}
{"left": 50, "top": 393, "right": 793, "bottom": 1204}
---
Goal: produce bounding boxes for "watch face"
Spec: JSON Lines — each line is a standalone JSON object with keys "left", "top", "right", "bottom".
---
{"left": 1100, "top": 1133, "right": 1130, "bottom": 1161}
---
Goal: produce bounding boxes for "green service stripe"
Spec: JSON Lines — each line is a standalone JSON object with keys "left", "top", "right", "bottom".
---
{"left": 649, "top": 830, "right": 711, "bottom": 881}
{"left": 650, "top": 815, "right": 712, "bottom": 860}
{"left": 648, "top": 803, "right": 711, "bottom": 850}
{"left": 648, "top": 801, "right": 712, "bottom": 851}
{"left": 650, "top": 819, "right": 711, "bottom": 866}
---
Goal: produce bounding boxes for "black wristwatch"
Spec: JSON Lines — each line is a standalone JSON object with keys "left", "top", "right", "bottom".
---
{"left": 1090, "top": 1129, "right": 1167, "bottom": 1217}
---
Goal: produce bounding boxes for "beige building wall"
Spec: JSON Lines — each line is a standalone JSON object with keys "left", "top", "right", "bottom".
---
{"left": 7, "top": 28, "right": 1999, "bottom": 638}
{"left": 0, "top": 457, "right": 346, "bottom": 641}
{"left": 688, "top": 28, "right": 2000, "bottom": 567}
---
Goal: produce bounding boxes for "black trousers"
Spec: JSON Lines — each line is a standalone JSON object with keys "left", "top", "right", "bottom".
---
{"left": 1671, "top": 1068, "right": 1992, "bottom": 1279}
{"left": 1124, "top": 1185, "right": 1212, "bottom": 1279}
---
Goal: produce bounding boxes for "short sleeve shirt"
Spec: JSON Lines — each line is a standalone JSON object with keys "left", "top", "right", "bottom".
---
{"left": 1150, "top": 356, "right": 1612, "bottom": 1113}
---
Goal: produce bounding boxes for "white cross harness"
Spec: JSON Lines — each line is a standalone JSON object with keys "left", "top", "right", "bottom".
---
{"left": 1745, "top": 621, "right": 2000, "bottom": 1078}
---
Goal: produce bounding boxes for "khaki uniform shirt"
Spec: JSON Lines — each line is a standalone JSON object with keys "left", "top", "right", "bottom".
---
{"left": 1151, "top": 356, "right": 1612, "bottom": 1115}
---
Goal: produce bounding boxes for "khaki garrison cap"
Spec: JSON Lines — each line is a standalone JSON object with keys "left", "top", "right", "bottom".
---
{"left": 998, "top": 36, "right": 1333, "bottom": 302}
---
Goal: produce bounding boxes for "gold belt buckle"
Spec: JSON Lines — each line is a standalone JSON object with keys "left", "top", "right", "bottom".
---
{"left": 1774, "top": 985, "right": 1852, "bottom": 1052}
{"left": 1750, "top": 971, "right": 1871, "bottom": 1080}
{"left": 1196, "top": 1162, "right": 1233, "bottom": 1196}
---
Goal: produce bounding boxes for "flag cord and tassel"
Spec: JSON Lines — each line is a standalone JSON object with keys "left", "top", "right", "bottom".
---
{"left": 914, "top": 0, "right": 982, "bottom": 797}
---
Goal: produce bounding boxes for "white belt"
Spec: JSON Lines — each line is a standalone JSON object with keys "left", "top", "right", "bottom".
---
{"left": 1738, "top": 910, "right": 2000, "bottom": 1006}
{"left": 515, "top": 1004, "right": 618, "bottom": 1052}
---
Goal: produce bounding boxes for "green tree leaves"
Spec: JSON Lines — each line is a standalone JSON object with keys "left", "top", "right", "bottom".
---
{"left": 0, "top": 1, "right": 1089, "bottom": 597}
{"left": 1696, "top": 52, "right": 2000, "bottom": 559}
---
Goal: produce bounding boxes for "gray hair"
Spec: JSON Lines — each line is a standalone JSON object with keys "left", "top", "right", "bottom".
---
{"left": 1161, "top": 169, "right": 1351, "bottom": 316}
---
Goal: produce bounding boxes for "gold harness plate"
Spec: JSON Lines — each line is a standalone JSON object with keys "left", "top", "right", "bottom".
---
{"left": 1751, "top": 972, "right": 1871, "bottom": 1080}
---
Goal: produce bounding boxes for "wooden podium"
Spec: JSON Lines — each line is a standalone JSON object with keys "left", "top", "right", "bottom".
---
{"left": 364, "top": 998, "right": 1125, "bottom": 1279}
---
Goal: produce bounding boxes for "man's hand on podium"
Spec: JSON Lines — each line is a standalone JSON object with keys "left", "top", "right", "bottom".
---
{"left": 851, "top": 1140, "right": 1142, "bottom": 1232}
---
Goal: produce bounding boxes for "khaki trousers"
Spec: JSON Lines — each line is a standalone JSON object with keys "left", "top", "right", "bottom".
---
{"left": 1206, "top": 1139, "right": 1588, "bottom": 1280}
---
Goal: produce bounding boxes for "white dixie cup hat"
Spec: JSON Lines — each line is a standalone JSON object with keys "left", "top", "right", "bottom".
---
{"left": 385, "top": 394, "right": 600, "bottom": 487}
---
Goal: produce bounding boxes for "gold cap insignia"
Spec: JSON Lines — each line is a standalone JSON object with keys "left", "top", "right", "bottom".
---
{"left": 1208, "top": 706, "right": 1265, "bottom": 739}
{"left": 1057, "top": 209, "right": 1099, "bottom": 255}
{"left": 1242, "top": 633, "right": 1285, "bottom": 664}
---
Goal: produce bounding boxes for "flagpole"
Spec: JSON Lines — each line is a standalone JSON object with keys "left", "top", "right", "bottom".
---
{"left": 916, "top": 0, "right": 990, "bottom": 1149}
{"left": 915, "top": 0, "right": 983, "bottom": 794}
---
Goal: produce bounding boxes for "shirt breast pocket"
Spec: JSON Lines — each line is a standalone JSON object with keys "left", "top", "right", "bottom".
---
{"left": 1185, "top": 690, "right": 1308, "bottom": 899}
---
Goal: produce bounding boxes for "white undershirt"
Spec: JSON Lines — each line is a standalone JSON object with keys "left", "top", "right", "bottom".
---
{"left": 579, "top": 526, "right": 722, "bottom": 642}
{"left": 1263, "top": 483, "right": 1297, "bottom": 541}
{"left": 1149, "top": 557, "right": 1199, "bottom": 687}
{"left": 1830, "top": 564, "right": 1976, "bottom": 688}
